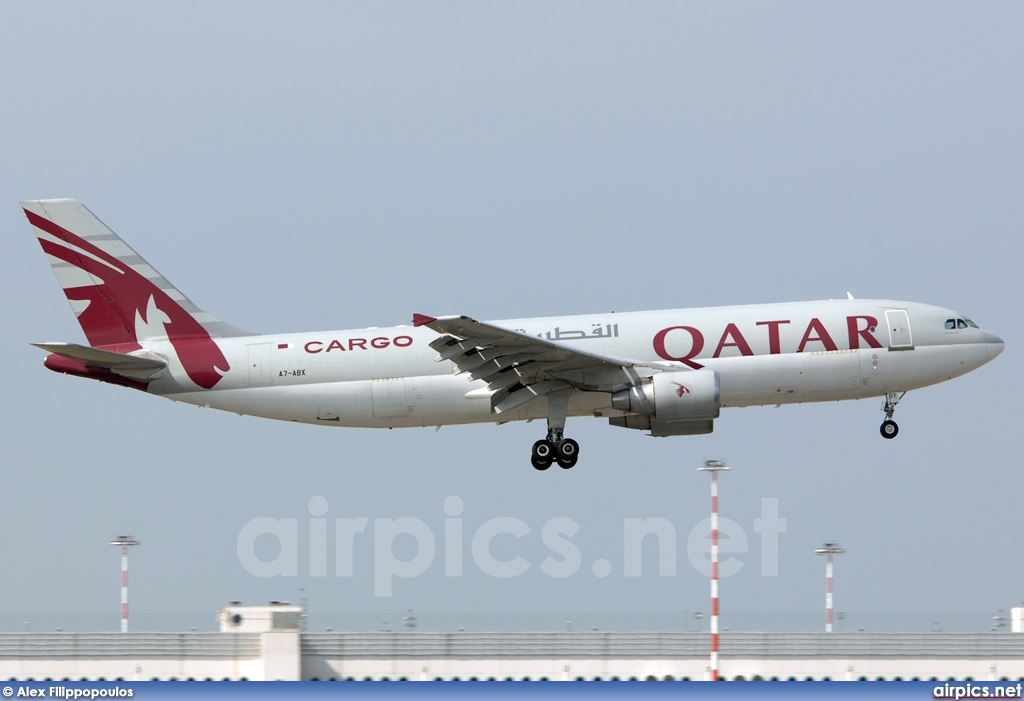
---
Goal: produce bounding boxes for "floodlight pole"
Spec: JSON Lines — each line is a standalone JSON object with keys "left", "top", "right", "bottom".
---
{"left": 814, "top": 541, "right": 845, "bottom": 633}
{"left": 698, "top": 459, "right": 731, "bottom": 681}
{"left": 109, "top": 535, "right": 140, "bottom": 633}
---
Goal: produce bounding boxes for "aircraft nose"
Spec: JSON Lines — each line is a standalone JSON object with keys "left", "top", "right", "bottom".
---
{"left": 984, "top": 331, "right": 1005, "bottom": 359}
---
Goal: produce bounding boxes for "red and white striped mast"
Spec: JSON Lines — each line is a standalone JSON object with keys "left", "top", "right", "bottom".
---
{"left": 814, "top": 541, "right": 845, "bottom": 633}
{"left": 698, "top": 459, "right": 731, "bottom": 681}
{"left": 109, "top": 535, "right": 140, "bottom": 633}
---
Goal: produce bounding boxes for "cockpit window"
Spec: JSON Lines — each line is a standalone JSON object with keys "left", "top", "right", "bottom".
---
{"left": 946, "top": 318, "right": 979, "bottom": 330}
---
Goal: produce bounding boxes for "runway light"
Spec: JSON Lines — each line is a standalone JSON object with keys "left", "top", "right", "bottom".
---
{"left": 697, "top": 459, "right": 732, "bottom": 681}
{"left": 814, "top": 541, "right": 845, "bottom": 633}
{"left": 109, "top": 535, "right": 140, "bottom": 633}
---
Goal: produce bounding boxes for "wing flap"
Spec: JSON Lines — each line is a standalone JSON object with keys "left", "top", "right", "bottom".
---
{"left": 485, "top": 367, "right": 530, "bottom": 391}
{"left": 493, "top": 381, "right": 564, "bottom": 414}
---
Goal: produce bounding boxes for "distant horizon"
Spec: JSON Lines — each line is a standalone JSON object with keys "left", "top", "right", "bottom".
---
{"left": 1, "top": 611, "right": 1014, "bottom": 635}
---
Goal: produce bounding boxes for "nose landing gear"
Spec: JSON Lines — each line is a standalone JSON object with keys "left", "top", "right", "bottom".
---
{"left": 879, "top": 391, "right": 906, "bottom": 439}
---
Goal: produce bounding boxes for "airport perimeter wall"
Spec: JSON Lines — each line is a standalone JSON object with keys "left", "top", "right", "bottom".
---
{"left": 2, "top": 632, "right": 1023, "bottom": 681}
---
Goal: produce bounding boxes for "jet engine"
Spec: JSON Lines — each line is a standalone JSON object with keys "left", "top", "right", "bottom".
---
{"left": 608, "top": 369, "right": 720, "bottom": 436}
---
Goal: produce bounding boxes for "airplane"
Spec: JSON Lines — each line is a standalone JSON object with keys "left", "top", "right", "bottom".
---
{"left": 22, "top": 199, "right": 1005, "bottom": 470}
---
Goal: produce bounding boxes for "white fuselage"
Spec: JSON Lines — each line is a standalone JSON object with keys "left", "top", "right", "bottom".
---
{"left": 143, "top": 299, "right": 1003, "bottom": 430}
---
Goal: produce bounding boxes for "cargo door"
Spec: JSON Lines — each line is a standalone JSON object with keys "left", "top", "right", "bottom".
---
{"left": 808, "top": 350, "right": 860, "bottom": 393}
{"left": 247, "top": 343, "right": 273, "bottom": 386}
{"left": 371, "top": 379, "right": 408, "bottom": 419}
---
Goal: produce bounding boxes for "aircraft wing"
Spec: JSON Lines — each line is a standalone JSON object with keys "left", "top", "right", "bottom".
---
{"left": 413, "top": 314, "right": 675, "bottom": 415}
{"left": 32, "top": 342, "right": 168, "bottom": 382}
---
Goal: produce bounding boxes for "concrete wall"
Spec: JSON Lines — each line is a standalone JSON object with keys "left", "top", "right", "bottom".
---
{"left": 0, "top": 633, "right": 268, "bottom": 681}
{"left": 299, "top": 632, "right": 1024, "bottom": 681}
{"left": 4, "top": 631, "right": 1024, "bottom": 682}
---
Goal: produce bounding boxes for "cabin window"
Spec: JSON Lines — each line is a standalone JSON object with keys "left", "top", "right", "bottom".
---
{"left": 957, "top": 319, "right": 968, "bottom": 329}
{"left": 945, "top": 319, "right": 956, "bottom": 330}
{"left": 964, "top": 318, "right": 979, "bottom": 328}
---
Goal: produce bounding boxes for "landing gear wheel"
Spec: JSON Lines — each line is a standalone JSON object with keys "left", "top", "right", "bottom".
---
{"left": 879, "top": 391, "right": 906, "bottom": 440}
{"left": 555, "top": 438, "right": 579, "bottom": 469}
{"left": 531, "top": 440, "right": 554, "bottom": 470}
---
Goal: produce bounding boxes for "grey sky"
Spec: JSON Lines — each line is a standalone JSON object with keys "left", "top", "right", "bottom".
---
{"left": 1, "top": 2, "right": 1020, "bottom": 633}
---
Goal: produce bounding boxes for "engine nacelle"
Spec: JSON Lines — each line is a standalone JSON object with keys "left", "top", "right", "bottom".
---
{"left": 611, "top": 369, "right": 720, "bottom": 422}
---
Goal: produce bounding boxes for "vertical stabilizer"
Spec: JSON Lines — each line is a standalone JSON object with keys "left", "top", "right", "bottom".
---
{"left": 22, "top": 199, "right": 252, "bottom": 389}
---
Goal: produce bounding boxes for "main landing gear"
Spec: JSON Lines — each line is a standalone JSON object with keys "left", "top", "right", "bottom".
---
{"left": 880, "top": 391, "right": 906, "bottom": 439}
{"left": 531, "top": 386, "right": 579, "bottom": 470}
{"left": 531, "top": 431, "right": 580, "bottom": 471}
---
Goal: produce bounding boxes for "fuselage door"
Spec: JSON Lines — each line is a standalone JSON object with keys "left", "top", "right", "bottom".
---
{"left": 372, "top": 379, "right": 408, "bottom": 419}
{"left": 885, "top": 310, "right": 914, "bottom": 350}
{"left": 247, "top": 343, "right": 273, "bottom": 386}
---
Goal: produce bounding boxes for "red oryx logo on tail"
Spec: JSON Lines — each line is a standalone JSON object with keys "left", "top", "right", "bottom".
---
{"left": 24, "top": 207, "right": 230, "bottom": 389}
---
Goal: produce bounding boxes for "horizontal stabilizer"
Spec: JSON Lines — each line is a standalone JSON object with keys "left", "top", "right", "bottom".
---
{"left": 32, "top": 342, "right": 167, "bottom": 382}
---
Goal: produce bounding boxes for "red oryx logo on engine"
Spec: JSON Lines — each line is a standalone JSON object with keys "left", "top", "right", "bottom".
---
{"left": 672, "top": 382, "right": 691, "bottom": 397}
